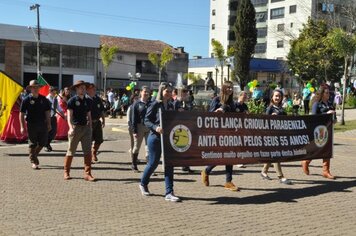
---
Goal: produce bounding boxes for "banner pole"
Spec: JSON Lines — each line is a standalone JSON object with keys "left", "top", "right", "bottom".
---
{"left": 159, "top": 108, "right": 165, "bottom": 170}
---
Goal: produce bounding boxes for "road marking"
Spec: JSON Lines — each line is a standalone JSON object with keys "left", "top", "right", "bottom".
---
{"left": 112, "top": 127, "right": 129, "bottom": 133}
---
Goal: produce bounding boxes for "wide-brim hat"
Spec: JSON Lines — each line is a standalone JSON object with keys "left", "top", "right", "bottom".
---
{"left": 70, "top": 80, "right": 90, "bottom": 90}
{"left": 26, "top": 80, "right": 43, "bottom": 89}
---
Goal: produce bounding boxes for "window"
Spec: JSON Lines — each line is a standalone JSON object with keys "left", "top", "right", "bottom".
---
{"left": 251, "top": 0, "right": 268, "bottom": 6}
{"left": 255, "top": 43, "right": 267, "bottom": 53}
{"left": 277, "top": 40, "right": 284, "bottom": 48}
{"left": 321, "top": 3, "right": 334, "bottom": 12}
{"left": 0, "top": 40, "right": 5, "bottom": 64}
{"left": 117, "top": 55, "right": 123, "bottom": 61}
{"left": 229, "top": 1, "right": 238, "bottom": 11}
{"left": 24, "top": 42, "right": 60, "bottom": 67}
{"left": 277, "top": 23, "right": 285, "bottom": 31}
{"left": 229, "top": 15, "right": 237, "bottom": 25}
{"left": 228, "top": 30, "right": 236, "bottom": 41}
{"left": 270, "top": 7, "right": 285, "bottom": 19}
{"left": 256, "top": 12, "right": 267, "bottom": 22}
{"left": 211, "top": 24, "right": 215, "bottom": 30}
{"left": 289, "top": 5, "right": 297, "bottom": 14}
{"left": 212, "top": 9, "right": 216, "bottom": 16}
{"left": 271, "top": 0, "right": 284, "bottom": 2}
{"left": 257, "top": 27, "right": 267, "bottom": 37}
{"left": 136, "top": 60, "right": 156, "bottom": 74}
{"left": 62, "top": 45, "right": 94, "bottom": 69}
{"left": 290, "top": 22, "right": 294, "bottom": 28}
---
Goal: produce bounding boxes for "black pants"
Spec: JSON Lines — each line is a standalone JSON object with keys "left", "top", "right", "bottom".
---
{"left": 303, "top": 100, "right": 310, "bottom": 115}
{"left": 47, "top": 116, "right": 57, "bottom": 146}
{"left": 28, "top": 122, "right": 48, "bottom": 148}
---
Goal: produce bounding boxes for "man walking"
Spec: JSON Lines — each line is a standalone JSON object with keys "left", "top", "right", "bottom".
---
{"left": 63, "top": 80, "right": 95, "bottom": 181}
{"left": 86, "top": 83, "right": 105, "bottom": 163}
{"left": 20, "top": 80, "right": 51, "bottom": 169}
{"left": 45, "top": 86, "right": 64, "bottom": 152}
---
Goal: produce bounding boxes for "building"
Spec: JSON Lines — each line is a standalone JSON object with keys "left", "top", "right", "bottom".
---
{"left": 0, "top": 23, "right": 189, "bottom": 90}
{"left": 188, "top": 57, "right": 296, "bottom": 92}
{"left": 209, "top": 0, "right": 355, "bottom": 60}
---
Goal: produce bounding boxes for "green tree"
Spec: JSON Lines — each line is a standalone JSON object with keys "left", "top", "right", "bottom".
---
{"left": 148, "top": 46, "right": 174, "bottom": 84}
{"left": 326, "top": 28, "right": 356, "bottom": 125}
{"left": 287, "top": 19, "right": 343, "bottom": 85}
{"left": 100, "top": 44, "right": 119, "bottom": 90}
{"left": 232, "top": 0, "right": 257, "bottom": 90}
{"left": 184, "top": 73, "right": 202, "bottom": 93}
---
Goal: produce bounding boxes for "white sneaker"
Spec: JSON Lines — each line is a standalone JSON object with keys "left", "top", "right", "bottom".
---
{"left": 31, "top": 164, "right": 39, "bottom": 170}
{"left": 139, "top": 184, "right": 151, "bottom": 196}
{"left": 165, "top": 192, "right": 181, "bottom": 202}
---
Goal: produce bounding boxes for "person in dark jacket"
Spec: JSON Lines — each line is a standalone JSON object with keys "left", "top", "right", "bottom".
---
{"left": 261, "top": 89, "right": 291, "bottom": 185}
{"left": 139, "top": 82, "right": 181, "bottom": 202}
{"left": 301, "top": 86, "right": 336, "bottom": 179}
{"left": 201, "top": 81, "right": 239, "bottom": 191}
{"left": 130, "top": 86, "right": 151, "bottom": 172}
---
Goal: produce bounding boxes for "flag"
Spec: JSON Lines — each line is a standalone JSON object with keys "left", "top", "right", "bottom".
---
{"left": 0, "top": 71, "right": 23, "bottom": 135}
{"left": 37, "top": 75, "right": 50, "bottom": 96}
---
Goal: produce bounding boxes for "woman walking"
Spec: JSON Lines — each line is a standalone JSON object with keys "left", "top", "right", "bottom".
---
{"left": 201, "top": 81, "right": 239, "bottom": 191}
{"left": 301, "top": 86, "right": 336, "bottom": 179}
{"left": 261, "top": 89, "right": 292, "bottom": 184}
{"left": 139, "top": 82, "right": 181, "bottom": 202}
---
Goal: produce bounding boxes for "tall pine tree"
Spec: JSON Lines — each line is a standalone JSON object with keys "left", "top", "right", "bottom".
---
{"left": 233, "top": 0, "right": 257, "bottom": 90}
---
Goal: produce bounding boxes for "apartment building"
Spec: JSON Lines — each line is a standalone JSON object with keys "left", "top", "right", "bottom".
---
{"left": 209, "top": 0, "right": 353, "bottom": 60}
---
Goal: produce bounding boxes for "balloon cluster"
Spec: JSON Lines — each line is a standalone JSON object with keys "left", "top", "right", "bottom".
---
{"left": 247, "top": 79, "right": 259, "bottom": 92}
{"left": 126, "top": 81, "right": 137, "bottom": 91}
{"left": 306, "top": 82, "right": 315, "bottom": 93}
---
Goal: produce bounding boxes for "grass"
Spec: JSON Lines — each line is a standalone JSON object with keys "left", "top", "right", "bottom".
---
{"left": 334, "top": 120, "right": 356, "bottom": 133}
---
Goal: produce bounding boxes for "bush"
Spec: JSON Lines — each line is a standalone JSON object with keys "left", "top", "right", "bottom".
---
{"left": 346, "top": 95, "right": 356, "bottom": 108}
{"left": 247, "top": 100, "right": 266, "bottom": 114}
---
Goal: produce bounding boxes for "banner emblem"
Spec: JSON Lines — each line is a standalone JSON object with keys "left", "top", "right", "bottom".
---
{"left": 314, "top": 125, "right": 328, "bottom": 147}
{"left": 169, "top": 124, "right": 192, "bottom": 152}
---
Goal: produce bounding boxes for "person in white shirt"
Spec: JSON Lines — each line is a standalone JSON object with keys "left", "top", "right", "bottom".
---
{"left": 45, "top": 87, "right": 64, "bottom": 152}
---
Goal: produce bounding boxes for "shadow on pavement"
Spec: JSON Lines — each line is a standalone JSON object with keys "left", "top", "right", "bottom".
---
{"left": 181, "top": 178, "right": 356, "bottom": 205}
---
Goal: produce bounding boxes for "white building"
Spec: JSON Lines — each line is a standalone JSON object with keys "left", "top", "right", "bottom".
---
{"left": 209, "top": 0, "right": 352, "bottom": 60}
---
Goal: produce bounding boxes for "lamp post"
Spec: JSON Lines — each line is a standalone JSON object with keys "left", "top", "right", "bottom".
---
{"left": 226, "top": 58, "right": 231, "bottom": 81}
{"left": 128, "top": 72, "right": 141, "bottom": 93}
{"left": 30, "top": 4, "right": 41, "bottom": 77}
{"left": 215, "top": 65, "right": 219, "bottom": 93}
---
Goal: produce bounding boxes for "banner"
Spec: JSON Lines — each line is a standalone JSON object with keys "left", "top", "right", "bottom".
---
{"left": 0, "top": 71, "right": 23, "bottom": 134}
{"left": 162, "top": 111, "right": 333, "bottom": 167}
{"left": 37, "top": 75, "right": 50, "bottom": 96}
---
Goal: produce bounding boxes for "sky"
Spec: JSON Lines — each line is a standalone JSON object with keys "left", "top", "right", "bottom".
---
{"left": 0, "top": 0, "right": 210, "bottom": 57}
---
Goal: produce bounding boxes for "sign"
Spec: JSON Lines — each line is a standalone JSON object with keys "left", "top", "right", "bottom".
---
{"left": 162, "top": 111, "right": 333, "bottom": 167}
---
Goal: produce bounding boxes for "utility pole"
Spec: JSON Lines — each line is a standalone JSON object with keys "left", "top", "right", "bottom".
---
{"left": 30, "top": 4, "right": 41, "bottom": 77}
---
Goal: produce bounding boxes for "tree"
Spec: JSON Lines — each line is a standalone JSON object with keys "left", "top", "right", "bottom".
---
{"left": 148, "top": 46, "right": 174, "bottom": 84}
{"left": 100, "top": 44, "right": 119, "bottom": 91}
{"left": 184, "top": 73, "right": 202, "bottom": 93}
{"left": 287, "top": 19, "right": 343, "bottom": 85}
{"left": 211, "top": 40, "right": 234, "bottom": 87}
{"left": 232, "top": 0, "right": 257, "bottom": 90}
{"left": 326, "top": 28, "right": 356, "bottom": 125}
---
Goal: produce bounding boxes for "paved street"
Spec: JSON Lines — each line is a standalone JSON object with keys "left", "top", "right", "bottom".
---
{"left": 1, "top": 111, "right": 356, "bottom": 236}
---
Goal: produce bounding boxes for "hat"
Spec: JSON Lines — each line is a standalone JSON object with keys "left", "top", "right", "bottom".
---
{"left": 70, "top": 80, "right": 90, "bottom": 90}
{"left": 26, "top": 80, "right": 43, "bottom": 89}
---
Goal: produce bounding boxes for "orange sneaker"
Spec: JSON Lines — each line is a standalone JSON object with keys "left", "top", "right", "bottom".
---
{"left": 224, "top": 182, "right": 239, "bottom": 191}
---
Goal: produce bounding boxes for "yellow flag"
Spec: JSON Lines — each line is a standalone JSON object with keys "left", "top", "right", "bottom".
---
{"left": 0, "top": 71, "right": 23, "bottom": 135}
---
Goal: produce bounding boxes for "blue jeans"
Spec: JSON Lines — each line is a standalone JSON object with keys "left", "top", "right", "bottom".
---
{"left": 205, "top": 165, "right": 233, "bottom": 182}
{"left": 140, "top": 133, "right": 174, "bottom": 195}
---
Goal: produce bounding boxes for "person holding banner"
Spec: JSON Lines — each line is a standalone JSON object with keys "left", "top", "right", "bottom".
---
{"left": 20, "top": 80, "right": 51, "bottom": 169}
{"left": 261, "top": 89, "right": 292, "bottom": 185}
{"left": 139, "top": 82, "right": 181, "bottom": 202}
{"left": 201, "top": 81, "right": 239, "bottom": 191}
{"left": 301, "top": 86, "right": 336, "bottom": 179}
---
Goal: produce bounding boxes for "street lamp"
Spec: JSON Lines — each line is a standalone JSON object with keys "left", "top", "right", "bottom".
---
{"left": 226, "top": 58, "right": 232, "bottom": 81}
{"left": 128, "top": 72, "right": 141, "bottom": 93}
{"left": 214, "top": 65, "right": 219, "bottom": 93}
{"left": 30, "top": 4, "right": 41, "bottom": 77}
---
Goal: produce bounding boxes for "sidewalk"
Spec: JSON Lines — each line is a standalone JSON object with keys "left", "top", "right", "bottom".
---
{"left": 1, "top": 120, "right": 356, "bottom": 235}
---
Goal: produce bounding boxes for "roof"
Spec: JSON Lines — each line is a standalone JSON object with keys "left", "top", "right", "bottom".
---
{"left": 189, "top": 57, "right": 289, "bottom": 73}
{"left": 100, "top": 36, "right": 183, "bottom": 54}
{"left": 0, "top": 23, "right": 100, "bottom": 48}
